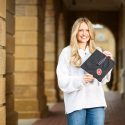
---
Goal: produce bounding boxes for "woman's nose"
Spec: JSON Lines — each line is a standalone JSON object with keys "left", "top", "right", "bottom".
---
{"left": 83, "top": 30, "right": 87, "bottom": 35}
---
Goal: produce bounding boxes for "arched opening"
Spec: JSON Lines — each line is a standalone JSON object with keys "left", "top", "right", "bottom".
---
{"left": 94, "top": 24, "right": 116, "bottom": 90}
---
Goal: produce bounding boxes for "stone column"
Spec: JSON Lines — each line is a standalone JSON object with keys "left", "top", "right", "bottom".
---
{"left": 6, "top": 0, "right": 18, "bottom": 125}
{"left": 0, "top": 0, "right": 6, "bottom": 125}
{"left": 57, "top": 13, "right": 65, "bottom": 100}
{"left": 119, "top": 2, "right": 125, "bottom": 97}
{"left": 44, "top": 0, "right": 57, "bottom": 104}
{"left": 15, "top": 0, "right": 48, "bottom": 118}
{"left": 58, "top": 13, "right": 65, "bottom": 55}
{"left": 0, "top": 1, "right": 6, "bottom": 124}
{"left": 44, "top": 0, "right": 66, "bottom": 104}
{"left": 122, "top": 4, "right": 125, "bottom": 73}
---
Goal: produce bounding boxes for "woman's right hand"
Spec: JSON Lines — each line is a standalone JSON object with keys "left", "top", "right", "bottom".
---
{"left": 103, "top": 50, "right": 114, "bottom": 60}
{"left": 83, "top": 73, "right": 94, "bottom": 83}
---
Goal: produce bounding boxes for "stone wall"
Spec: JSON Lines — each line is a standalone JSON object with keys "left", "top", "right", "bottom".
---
{"left": 15, "top": 0, "right": 48, "bottom": 118}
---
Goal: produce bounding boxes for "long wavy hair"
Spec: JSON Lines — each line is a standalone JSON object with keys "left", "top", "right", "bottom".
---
{"left": 70, "top": 17, "right": 96, "bottom": 67}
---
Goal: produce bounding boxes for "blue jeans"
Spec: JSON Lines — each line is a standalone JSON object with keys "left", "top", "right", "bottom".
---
{"left": 67, "top": 107, "right": 105, "bottom": 125}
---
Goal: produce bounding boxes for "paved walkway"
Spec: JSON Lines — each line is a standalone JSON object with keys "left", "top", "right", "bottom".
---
{"left": 25, "top": 91, "right": 125, "bottom": 125}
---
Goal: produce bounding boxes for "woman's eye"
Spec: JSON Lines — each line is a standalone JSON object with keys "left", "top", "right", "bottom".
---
{"left": 78, "top": 29, "right": 89, "bottom": 32}
{"left": 79, "top": 29, "right": 83, "bottom": 32}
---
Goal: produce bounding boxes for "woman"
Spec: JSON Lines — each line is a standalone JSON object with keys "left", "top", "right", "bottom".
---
{"left": 56, "top": 17, "right": 113, "bottom": 125}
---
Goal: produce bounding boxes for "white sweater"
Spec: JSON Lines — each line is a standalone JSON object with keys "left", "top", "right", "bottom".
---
{"left": 56, "top": 46, "right": 112, "bottom": 114}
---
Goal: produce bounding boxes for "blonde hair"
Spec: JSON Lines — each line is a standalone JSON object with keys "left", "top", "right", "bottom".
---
{"left": 70, "top": 17, "right": 96, "bottom": 67}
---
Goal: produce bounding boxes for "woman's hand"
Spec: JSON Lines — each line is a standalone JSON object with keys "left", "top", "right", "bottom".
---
{"left": 83, "top": 73, "right": 94, "bottom": 83}
{"left": 103, "top": 50, "right": 113, "bottom": 60}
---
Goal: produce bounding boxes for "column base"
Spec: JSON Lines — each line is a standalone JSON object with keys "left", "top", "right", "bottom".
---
{"left": 6, "top": 111, "right": 18, "bottom": 125}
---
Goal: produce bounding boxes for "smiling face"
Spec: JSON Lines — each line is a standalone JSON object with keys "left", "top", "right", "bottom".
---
{"left": 70, "top": 17, "right": 96, "bottom": 67}
{"left": 77, "top": 22, "right": 90, "bottom": 46}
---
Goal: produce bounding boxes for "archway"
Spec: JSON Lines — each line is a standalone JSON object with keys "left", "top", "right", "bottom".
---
{"left": 94, "top": 24, "right": 116, "bottom": 90}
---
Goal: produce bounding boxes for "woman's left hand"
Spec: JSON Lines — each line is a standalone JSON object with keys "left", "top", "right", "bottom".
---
{"left": 83, "top": 73, "right": 94, "bottom": 83}
{"left": 103, "top": 51, "right": 113, "bottom": 60}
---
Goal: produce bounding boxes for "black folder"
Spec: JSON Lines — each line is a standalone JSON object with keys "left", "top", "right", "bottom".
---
{"left": 80, "top": 49, "right": 115, "bottom": 82}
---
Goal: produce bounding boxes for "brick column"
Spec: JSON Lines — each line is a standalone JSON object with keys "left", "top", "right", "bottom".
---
{"left": 6, "top": 0, "right": 18, "bottom": 125}
{"left": 15, "top": 0, "right": 48, "bottom": 118}
{"left": 0, "top": 0, "right": 6, "bottom": 125}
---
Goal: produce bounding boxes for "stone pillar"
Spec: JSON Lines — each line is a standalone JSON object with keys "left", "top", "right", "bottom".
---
{"left": 58, "top": 13, "right": 65, "bottom": 55}
{"left": 15, "top": 0, "right": 48, "bottom": 118}
{"left": 0, "top": 0, "right": 6, "bottom": 125}
{"left": 57, "top": 13, "right": 65, "bottom": 100}
{"left": 0, "top": 1, "right": 6, "bottom": 124}
{"left": 122, "top": 4, "right": 125, "bottom": 73}
{"left": 6, "top": 0, "right": 18, "bottom": 125}
{"left": 44, "top": 0, "right": 57, "bottom": 103}
{"left": 119, "top": 2, "right": 125, "bottom": 97}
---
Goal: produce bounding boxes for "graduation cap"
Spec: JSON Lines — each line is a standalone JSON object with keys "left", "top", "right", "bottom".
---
{"left": 80, "top": 49, "right": 115, "bottom": 82}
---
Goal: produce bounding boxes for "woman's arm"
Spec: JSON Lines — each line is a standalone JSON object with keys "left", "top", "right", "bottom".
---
{"left": 56, "top": 50, "right": 85, "bottom": 93}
